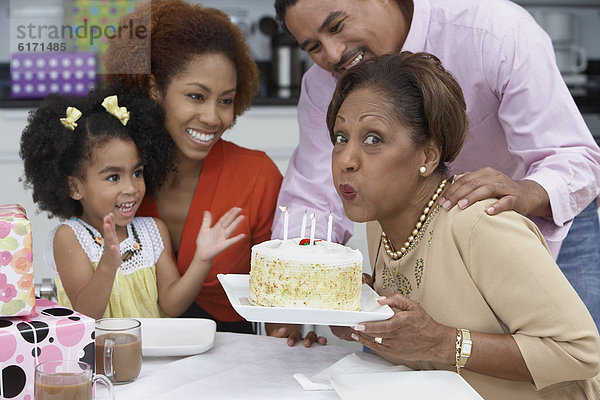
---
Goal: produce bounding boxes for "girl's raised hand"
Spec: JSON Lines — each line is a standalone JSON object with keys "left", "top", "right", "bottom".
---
{"left": 195, "top": 207, "right": 246, "bottom": 262}
{"left": 100, "top": 213, "right": 121, "bottom": 271}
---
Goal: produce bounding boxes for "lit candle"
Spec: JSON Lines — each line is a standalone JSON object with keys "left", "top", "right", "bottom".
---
{"left": 327, "top": 211, "right": 333, "bottom": 242}
{"left": 309, "top": 213, "right": 316, "bottom": 245}
{"left": 300, "top": 210, "right": 307, "bottom": 239}
{"left": 279, "top": 205, "right": 289, "bottom": 241}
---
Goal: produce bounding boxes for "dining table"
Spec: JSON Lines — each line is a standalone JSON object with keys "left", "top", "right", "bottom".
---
{"left": 94, "top": 330, "right": 482, "bottom": 400}
{"left": 103, "top": 332, "right": 356, "bottom": 399}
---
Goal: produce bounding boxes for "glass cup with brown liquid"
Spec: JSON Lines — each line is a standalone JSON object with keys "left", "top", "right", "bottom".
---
{"left": 34, "top": 360, "right": 114, "bottom": 400}
{"left": 95, "top": 318, "right": 142, "bottom": 384}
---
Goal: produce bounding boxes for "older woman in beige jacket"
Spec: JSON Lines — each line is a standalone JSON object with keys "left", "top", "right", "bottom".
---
{"left": 327, "top": 51, "right": 600, "bottom": 399}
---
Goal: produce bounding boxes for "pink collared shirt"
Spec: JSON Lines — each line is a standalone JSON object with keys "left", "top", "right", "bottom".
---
{"left": 272, "top": 0, "right": 600, "bottom": 258}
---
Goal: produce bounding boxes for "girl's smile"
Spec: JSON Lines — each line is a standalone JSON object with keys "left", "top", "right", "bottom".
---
{"left": 116, "top": 201, "right": 137, "bottom": 218}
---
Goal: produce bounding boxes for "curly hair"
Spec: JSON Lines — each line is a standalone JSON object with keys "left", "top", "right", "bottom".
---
{"left": 103, "top": 0, "right": 258, "bottom": 121}
{"left": 20, "top": 87, "right": 174, "bottom": 219}
{"left": 326, "top": 52, "right": 467, "bottom": 176}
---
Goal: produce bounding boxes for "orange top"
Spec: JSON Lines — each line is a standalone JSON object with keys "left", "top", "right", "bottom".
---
{"left": 137, "top": 139, "right": 283, "bottom": 321}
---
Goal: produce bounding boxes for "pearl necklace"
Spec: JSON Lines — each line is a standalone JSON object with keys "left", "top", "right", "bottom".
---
{"left": 381, "top": 178, "right": 447, "bottom": 260}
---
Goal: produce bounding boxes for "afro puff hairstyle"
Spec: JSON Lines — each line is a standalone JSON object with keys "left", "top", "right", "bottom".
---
{"left": 20, "top": 86, "right": 175, "bottom": 220}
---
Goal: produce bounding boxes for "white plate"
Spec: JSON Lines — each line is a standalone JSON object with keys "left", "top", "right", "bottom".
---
{"left": 138, "top": 318, "right": 216, "bottom": 357}
{"left": 217, "top": 274, "right": 394, "bottom": 326}
{"left": 331, "top": 371, "right": 483, "bottom": 400}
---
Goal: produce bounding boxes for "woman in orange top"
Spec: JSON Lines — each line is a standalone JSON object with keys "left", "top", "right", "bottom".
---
{"left": 105, "top": 0, "right": 282, "bottom": 332}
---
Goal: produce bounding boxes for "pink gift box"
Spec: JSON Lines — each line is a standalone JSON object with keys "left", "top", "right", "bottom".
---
{"left": 0, "top": 205, "right": 35, "bottom": 318}
{"left": 0, "top": 298, "right": 95, "bottom": 400}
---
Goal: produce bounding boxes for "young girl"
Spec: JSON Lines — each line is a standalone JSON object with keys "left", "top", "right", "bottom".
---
{"left": 20, "top": 89, "right": 245, "bottom": 319}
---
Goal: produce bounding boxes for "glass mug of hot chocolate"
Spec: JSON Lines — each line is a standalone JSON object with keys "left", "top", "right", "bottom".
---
{"left": 95, "top": 318, "right": 142, "bottom": 384}
{"left": 35, "top": 360, "right": 115, "bottom": 400}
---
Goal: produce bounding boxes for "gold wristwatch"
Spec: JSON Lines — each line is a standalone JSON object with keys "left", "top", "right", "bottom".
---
{"left": 457, "top": 328, "right": 472, "bottom": 368}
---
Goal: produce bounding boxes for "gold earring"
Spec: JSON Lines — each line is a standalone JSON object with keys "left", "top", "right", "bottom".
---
{"left": 419, "top": 166, "right": 427, "bottom": 175}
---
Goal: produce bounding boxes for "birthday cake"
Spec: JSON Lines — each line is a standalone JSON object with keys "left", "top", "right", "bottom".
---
{"left": 249, "top": 238, "right": 363, "bottom": 310}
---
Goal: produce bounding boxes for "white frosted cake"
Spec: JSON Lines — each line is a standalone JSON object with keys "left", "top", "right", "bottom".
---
{"left": 249, "top": 238, "right": 363, "bottom": 310}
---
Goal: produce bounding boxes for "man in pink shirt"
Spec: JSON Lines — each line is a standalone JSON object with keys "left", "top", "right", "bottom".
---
{"left": 271, "top": 0, "right": 600, "bottom": 343}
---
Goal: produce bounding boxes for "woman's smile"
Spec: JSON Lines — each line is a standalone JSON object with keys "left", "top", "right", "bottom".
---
{"left": 185, "top": 128, "right": 217, "bottom": 146}
{"left": 157, "top": 53, "right": 237, "bottom": 162}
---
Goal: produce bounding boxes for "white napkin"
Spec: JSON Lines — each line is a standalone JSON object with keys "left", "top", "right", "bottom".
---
{"left": 293, "top": 352, "right": 412, "bottom": 391}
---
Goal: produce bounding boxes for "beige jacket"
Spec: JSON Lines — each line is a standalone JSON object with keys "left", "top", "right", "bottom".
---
{"left": 366, "top": 199, "right": 600, "bottom": 399}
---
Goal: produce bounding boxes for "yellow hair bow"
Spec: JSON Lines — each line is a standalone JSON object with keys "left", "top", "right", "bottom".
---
{"left": 101, "top": 95, "right": 130, "bottom": 126}
{"left": 60, "top": 107, "right": 82, "bottom": 131}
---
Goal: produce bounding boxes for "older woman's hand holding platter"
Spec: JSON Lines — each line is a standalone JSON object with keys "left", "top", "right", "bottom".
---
{"left": 351, "top": 294, "right": 455, "bottom": 363}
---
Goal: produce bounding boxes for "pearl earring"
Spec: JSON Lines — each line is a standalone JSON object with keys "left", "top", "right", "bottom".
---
{"left": 419, "top": 166, "right": 427, "bottom": 175}
{"left": 75, "top": 193, "right": 80, "bottom": 198}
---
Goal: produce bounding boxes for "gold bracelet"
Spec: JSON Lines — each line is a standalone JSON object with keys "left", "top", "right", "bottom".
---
{"left": 457, "top": 328, "right": 472, "bottom": 374}
{"left": 455, "top": 328, "right": 462, "bottom": 375}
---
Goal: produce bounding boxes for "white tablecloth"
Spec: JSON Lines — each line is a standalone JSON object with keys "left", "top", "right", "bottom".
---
{"left": 110, "top": 332, "right": 357, "bottom": 400}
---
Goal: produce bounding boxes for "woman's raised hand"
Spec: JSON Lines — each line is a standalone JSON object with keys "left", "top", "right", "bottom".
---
{"left": 195, "top": 207, "right": 246, "bottom": 262}
{"left": 350, "top": 293, "right": 454, "bottom": 364}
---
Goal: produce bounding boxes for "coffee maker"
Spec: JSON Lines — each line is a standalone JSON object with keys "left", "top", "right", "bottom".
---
{"left": 259, "top": 16, "right": 303, "bottom": 99}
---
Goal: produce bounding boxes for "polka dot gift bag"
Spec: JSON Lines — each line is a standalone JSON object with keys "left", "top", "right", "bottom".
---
{"left": 0, "top": 299, "right": 95, "bottom": 400}
{"left": 0, "top": 204, "right": 35, "bottom": 318}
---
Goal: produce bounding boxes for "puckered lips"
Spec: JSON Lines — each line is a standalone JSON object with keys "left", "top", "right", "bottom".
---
{"left": 339, "top": 183, "right": 357, "bottom": 201}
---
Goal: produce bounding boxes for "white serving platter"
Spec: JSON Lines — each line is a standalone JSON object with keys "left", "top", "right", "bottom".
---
{"left": 217, "top": 274, "right": 394, "bottom": 326}
{"left": 138, "top": 318, "right": 216, "bottom": 357}
{"left": 331, "top": 371, "right": 483, "bottom": 400}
